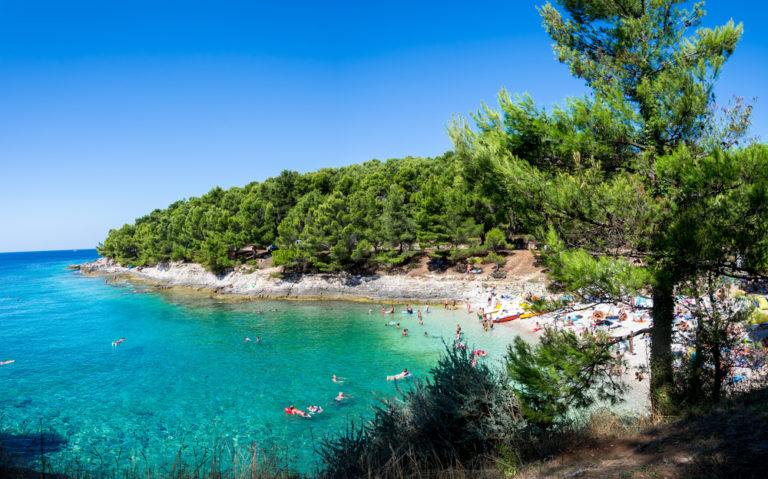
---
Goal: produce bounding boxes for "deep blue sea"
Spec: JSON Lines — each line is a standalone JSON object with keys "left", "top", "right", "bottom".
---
{"left": 0, "top": 250, "right": 523, "bottom": 475}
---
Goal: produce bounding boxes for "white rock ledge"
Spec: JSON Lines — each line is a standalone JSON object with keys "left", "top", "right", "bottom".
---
{"left": 79, "top": 257, "right": 548, "bottom": 303}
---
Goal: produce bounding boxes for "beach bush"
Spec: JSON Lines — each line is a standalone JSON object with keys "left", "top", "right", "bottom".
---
{"left": 506, "top": 328, "right": 627, "bottom": 428}
{"left": 449, "top": 246, "right": 488, "bottom": 262}
{"left": 483, "top": 227, "right": 508, "bottom": 252}
{"left": 317, "top": 345, "right": 523, "bottom": 478}
{"left": 483, "top": 252, "right": 506, "bottom": 266}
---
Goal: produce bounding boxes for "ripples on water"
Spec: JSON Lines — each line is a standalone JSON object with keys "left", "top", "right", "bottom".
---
{"left": 0, "top": 250, "right": 521, "bottom": 474}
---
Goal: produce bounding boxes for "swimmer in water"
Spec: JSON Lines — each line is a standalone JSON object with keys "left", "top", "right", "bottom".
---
{"left": 332, "top": 374, "right": 345, "bottom": 383}
{"left": 0, "top": 360, "right": 14, "bottom": 366}
{"left": 424, "top": 331, "right": 428, "bottom": 337}
{"left": 387, "top": 368, "right": 410, "bottom": 381}
{"left": 256, "top": 336, "right": 261, "bottom": 342}
{"left": 402, "top": 328, "right": 408, "bottom": 336}
{"left": 307, "top": 405, "right": 323, "bottom": 415}
{"left": 257, "top": 311, "right": 264, "bottom": 315}
{"left": 111, "top": 338, "right": 126, "bottom": 347}
{"left": 270, "top": 308, "right": 278, "bottom": 312}
{"left": 396, "top": 323, "right": 401, "bottom": 329}
{"left": 245, "top": 337, "right": 252, "bottom": 342}
{"left": 335, "top": 391, "right": 351, "bottom": 402}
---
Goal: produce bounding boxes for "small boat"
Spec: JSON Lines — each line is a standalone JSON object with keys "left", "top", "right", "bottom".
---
{"left": 494, "top": 314, "right": 520, "bottom": 323}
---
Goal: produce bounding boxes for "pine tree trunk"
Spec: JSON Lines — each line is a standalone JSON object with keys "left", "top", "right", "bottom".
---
{"left": 650, "top": 276, "right": 676, "bottom": 418}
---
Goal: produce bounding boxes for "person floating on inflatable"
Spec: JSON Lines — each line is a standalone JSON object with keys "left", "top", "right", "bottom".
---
{"left": 0, "top": 360, "right": 14, "bottom": 366}
{"left": 387, "top": 368, "right": 412, "bottom": 381}
{"left": 285, "top": 405, "right": 307, "bottom": 417}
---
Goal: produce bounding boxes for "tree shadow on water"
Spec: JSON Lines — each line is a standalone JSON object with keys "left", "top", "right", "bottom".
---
{"left": 0, "top": 430, "right": 68, "bottom": 463}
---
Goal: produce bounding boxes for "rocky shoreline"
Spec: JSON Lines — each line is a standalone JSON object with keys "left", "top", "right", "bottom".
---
{"left": 79, "top": 257, "right": 549, "bottom": 303}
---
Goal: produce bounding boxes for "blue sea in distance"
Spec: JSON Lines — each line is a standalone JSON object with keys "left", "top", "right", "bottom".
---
{"left": 0, "top": 250, "right": 527, "bottom": 475}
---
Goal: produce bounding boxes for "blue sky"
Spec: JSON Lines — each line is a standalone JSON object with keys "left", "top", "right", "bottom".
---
{"left": 2, "top": 1, "right": 767, "bottom": 252}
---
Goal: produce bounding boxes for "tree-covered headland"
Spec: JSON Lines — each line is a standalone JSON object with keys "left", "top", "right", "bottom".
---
{"left": 98, "top": 152, "right": 514, "bottom": 275}
{"left": 99, "top": 0, "right": 768, "bottom": 433}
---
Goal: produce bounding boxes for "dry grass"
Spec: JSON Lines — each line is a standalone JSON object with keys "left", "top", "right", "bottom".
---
{"left": 515, "top": 387, "right": 768, "bottom": 479}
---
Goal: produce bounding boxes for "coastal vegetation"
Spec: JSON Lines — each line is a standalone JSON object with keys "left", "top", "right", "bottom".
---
{"left": 84, "top": 0, "right": 768, "bottom": 477}
{"left": 96, "top": 152, "right": 514, "bottom": 275}
{"left": 450, "top": 0, "right": 768, "bottom": 418}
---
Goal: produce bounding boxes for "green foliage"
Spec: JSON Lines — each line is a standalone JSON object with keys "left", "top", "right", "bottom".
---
{"left": 506, "top": 328, "right": 627, "bottom": 427}
{"left": 539, "top": 228, "right": 652, "bottom": 301}
{"left": 318, "top": 345, "right": 523, "bottom": 478}
{"left": 197, "top": 237, "right": 234, "bottom": 274}
{"left": 483, "top": 252, "right": 506, "bottom": 266}
{"left": 98, "top": 153, "right": 513, "bottom": 273}
{"left": 451, "top": 0, "right": 768, "bottom": 416}
{"left": 449, "top": 245, "right": 489, "bottom": 262}
{"left": 484, "top": 227, "right": 508, "bottom": 252}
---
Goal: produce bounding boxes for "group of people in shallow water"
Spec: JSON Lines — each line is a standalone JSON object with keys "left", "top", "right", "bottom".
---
{"left": 284, "top": 374, "right": 377, "bottom": 418}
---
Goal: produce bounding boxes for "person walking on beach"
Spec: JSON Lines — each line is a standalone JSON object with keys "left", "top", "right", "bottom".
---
{"left": 466, "top": 298, "right": 471, "bottom": 313}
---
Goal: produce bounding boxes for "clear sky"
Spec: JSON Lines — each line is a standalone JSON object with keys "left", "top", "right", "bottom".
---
{"left": 2, "top": 1, "right": 767, "bottom": 252}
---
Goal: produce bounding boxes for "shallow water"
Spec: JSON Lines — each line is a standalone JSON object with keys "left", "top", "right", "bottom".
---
{"left": 0, "top": 250, "right": 523, "bottom": 474}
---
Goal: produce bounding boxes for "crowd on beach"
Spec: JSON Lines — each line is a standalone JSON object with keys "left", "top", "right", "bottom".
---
{"left": 458, "top": 280, "right": 768, "bottom": 389}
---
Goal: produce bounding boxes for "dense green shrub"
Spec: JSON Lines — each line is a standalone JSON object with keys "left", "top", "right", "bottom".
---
{"left": 484, "top": 227, "right": 508, "bottom": 252}
{"left": 317, "top": 346, "right": 523, "bottom": 478}
{"left": 483, "top": 252, "right": 506, "bottom": 265}
{"left": 506, "top": 328, "right": 626, "bottom": 428}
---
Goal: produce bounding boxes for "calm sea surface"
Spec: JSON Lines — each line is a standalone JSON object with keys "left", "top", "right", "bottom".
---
{"left": 0, "top": 250, "right": 523, "bottom": 474}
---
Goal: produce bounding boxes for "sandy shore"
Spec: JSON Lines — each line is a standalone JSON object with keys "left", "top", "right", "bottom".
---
{"left": 473, "top": 295, "right": 652, "bottom": 412}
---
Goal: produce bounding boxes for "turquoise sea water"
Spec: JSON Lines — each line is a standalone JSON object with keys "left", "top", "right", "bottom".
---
{"left": 0, "top": 250, "right": 524, "bottom": 475}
